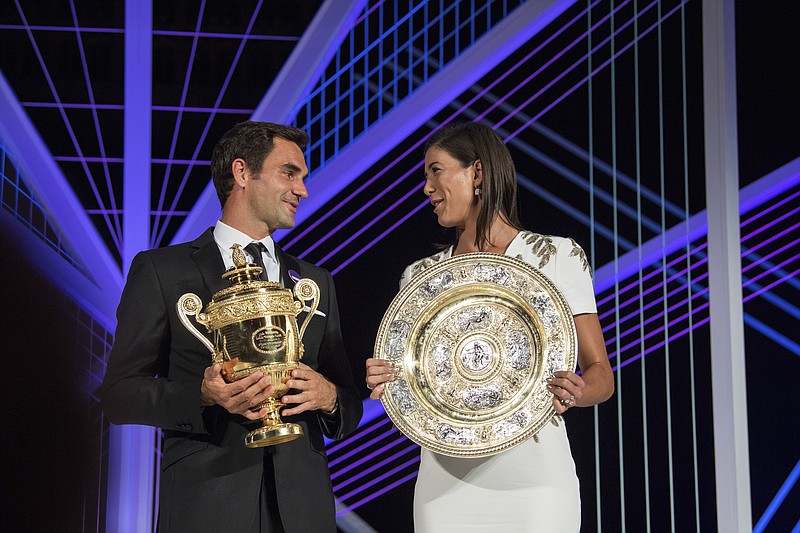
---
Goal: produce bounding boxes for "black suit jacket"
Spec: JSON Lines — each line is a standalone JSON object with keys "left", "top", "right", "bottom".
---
{"left": 100, "top": 228, "right": 362, "bottom": 532}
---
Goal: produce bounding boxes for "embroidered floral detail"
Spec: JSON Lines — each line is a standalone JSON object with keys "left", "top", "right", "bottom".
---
{"left": 520, "top": 231, "right": 557, "bottom": 269}
{"left": 409, "top": 249, "right": 450, "bottom": 279}
{"left": 568, "top": 238, "right": 592, "bottom": 277}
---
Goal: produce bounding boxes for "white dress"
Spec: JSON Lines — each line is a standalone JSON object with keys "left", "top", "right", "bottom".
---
{"left": 400, "top": 231, "right": 596, "bottom": 533}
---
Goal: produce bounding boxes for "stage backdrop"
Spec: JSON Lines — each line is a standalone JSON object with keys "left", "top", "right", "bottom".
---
{"left": 1, "top": 1, "right": 797, "bottom": 531}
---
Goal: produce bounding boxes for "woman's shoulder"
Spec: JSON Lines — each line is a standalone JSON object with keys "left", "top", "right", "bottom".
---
{"left": 401, "top": 248, "right": 451, "bottom": 284}
{"left": 405, "top": 248, "right": 451, "bottom": 276}
{"left": 514, "top": 231, "right": 591, "bottom": 274}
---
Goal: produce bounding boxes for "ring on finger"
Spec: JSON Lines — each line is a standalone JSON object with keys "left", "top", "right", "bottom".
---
{"left": 560, "top": 395, "right": 575, "bottom": 407}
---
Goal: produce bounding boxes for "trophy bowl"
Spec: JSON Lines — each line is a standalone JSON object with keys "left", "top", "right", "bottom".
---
{"left": 374, "top": 252, "right": 577, "bottom": 458}
{"left": 177, "top": 244, "right": 320, "bottom": 447}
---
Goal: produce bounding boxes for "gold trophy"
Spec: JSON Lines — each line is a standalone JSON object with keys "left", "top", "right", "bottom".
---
{"left": 177, "top": 243, "right": 320, "bottom": 447}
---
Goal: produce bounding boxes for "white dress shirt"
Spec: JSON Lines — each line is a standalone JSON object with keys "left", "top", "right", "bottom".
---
{"left": 213, "top": 220, "right": 281, "bottom": 283}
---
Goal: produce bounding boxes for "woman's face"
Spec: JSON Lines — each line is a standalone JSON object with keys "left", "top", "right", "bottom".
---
{"left": 423, "top": 147, "right": 481, "bottom": 229}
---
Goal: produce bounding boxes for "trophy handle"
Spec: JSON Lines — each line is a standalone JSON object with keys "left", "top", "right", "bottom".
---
{"left": 293, "top": 278, "right": 320, "bottom": 340}
{"left": 177, "top": 293, "right": 215, "bottom": 356}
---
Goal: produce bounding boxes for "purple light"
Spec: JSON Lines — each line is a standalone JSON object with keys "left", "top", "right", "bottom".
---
{"left": 152, "top": 105, "right": 251, "bottom": 114}
{"left": 601, "top": 262, "right": 712, "bottom": 336}
{"left": 152, "top": 30, "right": 299, "bottom": 41}
{"left": 335, "top": 455, "right": 420, "bottom": 503}
{"left": 505, "top": 0, "right": 687, "bottom": 141}
{"left": 283, "top": 138, "right": 429, "bottom": 252}
{"left": 743, "top": 267, "right": 800, "bottom": 304}
{"left": 279, "top": 0, "right": 583, "bottom": 250}
{"left": 152, "top": 1, "right": 264, "bottom": 248}
{"left": 740, "top": 187, "right": 800, "bottom": 229}
{"left": 316, "top": 182, "right": 425, "bottom": 265}
{"left": 741, "top": 219, "right": 800, "bottom": 256}
{"left": 303, "top": 0, "right": 691, "bottom": 278}
{"left": 296, "top": 170, "right": 424, "bottom": 260}
{"left": 326, "top": 414, "right": 393, "bottom": 456}
{"left": 610, "top": 304, "right": 711, "bottom": 372}
{"left": 153, "top": 0, "right": 208, "bottom": 246}
{"left": 15, "top": 3, "right": 123, "bottom": 251}
{"left": 336, "top": 471, "right": 419, "bottom": 517}
{"left": 23, "top": 102, "right": 124, "bottom": 110}
{"left": 0, "top": 23, "right": 122, "bottom": 34}
{"left": 331, "top": 199, "right": 428, "bottom": 276}
{"left": 598, "top": 269, "right": 710, "bottom": 334}
{"left": 595, "top": 221, "right": 799, "bottom": 362}
{"left": 596, "top": 213, "right": 799, "bottom": 325}
{"left": 597, "top": 253, "right": 709, "bottom": 324}
{"left": 596, "top": 241, "right": 708, "bottom": 309}
{"left": 71, "top": 2, "right": 119, "bottom": 240}
{"left": 56, "top": 156, "right": 209, "bottom": 165}
{"left": 333, "top": 442, "right": 419, "bottom": 492}
{"left": 479, "top": 0, "right": 627, "bottom": 126}
{"left": 288, "top": 0, "right": 598, "bottom": 251}
{"left": 606, "top": 285, "right": 711, "bottom": 353}
{"left": 601, "top": 274, "right": 710, "bottom": 342}
{"left": 329, "top": 424, "right": 399, "bottom": 472}
{"left": 56, "top": 156, "right": 125, "bottom": 163}
{"left": 742, "top": 235, "right": 800, "bottom": 277}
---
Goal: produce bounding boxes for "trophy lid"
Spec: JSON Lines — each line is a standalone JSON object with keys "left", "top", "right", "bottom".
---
{"left": 221, "top": 243, "right": 279, "bottom": 288}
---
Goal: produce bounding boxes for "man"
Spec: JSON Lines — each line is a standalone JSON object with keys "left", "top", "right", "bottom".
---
{"left": 100, "top": 121, "right": 362, "bottom": 532}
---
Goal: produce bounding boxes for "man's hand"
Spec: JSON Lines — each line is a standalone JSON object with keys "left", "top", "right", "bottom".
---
{"left": 280, "top": 362, "right": 338, "bottom": 416}
{"left": 200, "top": 363, "right": 274, "bottom": 420}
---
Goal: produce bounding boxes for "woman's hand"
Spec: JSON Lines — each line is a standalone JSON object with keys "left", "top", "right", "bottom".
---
{"left": 548, "top": 370, "right": 585, "bottom": 413}
{"left": 549, "top": 313, "right": 615, "bottom": 414}
{"left": 365, "top": 357, "right": 394, "bottom": 400}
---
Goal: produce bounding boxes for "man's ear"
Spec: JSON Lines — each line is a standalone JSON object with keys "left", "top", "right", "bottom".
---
{"left": 232, "top": 158, "right": 248, "bottom": 187}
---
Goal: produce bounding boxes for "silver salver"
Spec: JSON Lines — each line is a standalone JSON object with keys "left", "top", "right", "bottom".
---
{"left": 374, "top": 252, "right": 577, "bottom": 458}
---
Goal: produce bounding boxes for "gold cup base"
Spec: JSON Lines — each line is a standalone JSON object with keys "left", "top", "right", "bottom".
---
{"left": 244, "top": 423, "right": 304, "bottom": 448}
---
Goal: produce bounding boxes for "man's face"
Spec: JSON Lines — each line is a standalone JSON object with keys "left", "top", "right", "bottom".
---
{"left": 244, "top": 137, "right": 309, "bottom": 232}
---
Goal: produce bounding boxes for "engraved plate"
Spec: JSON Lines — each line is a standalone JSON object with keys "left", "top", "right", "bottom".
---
{"left": 375, "top": 252, "right": 577, "bottom": 457}
{"left": 252, "top": 326, "right": 286, "bottom": 354}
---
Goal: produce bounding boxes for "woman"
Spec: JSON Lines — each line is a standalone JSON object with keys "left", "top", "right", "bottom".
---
{"left": 365, "top": 122, "right": 614, "bottom": 532}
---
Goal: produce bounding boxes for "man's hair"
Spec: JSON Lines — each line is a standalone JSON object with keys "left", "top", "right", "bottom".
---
{"left": 210, "top": 121, "right": 308, "bottom": 208}
{"left": 424, "top": 121, "right": 522, "bottom": 249}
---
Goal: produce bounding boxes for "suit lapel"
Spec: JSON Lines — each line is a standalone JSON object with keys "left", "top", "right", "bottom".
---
{"left": 275, "top": 244, "right": 301, "bottom": 290}
{"left": 191, "top": 228, "right": 228, "bottom": 294}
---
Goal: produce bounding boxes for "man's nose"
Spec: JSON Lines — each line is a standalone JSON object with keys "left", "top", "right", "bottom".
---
{"left": 294, "top": 179, "right": 309, "bottom": 199}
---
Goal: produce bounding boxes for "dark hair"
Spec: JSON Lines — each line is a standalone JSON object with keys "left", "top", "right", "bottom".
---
{"left": 210, "top": 121, "right": 308, "bottom": 208}
{"left": 424, "top": 121, "right": 522, "bottom": 249}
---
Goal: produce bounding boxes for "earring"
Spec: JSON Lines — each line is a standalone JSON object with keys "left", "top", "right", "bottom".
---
{"left": 474, "top": 187, "right": 481, "bottom": 196}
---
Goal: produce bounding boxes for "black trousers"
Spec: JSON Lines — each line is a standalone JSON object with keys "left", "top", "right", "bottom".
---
{"left": 248, "top": 453, "right": 285, "bottom": 533}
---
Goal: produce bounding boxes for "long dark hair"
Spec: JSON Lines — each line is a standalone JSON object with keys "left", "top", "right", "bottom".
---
{"left": 425, "top": 121, "right": 522, "bottom": 249}
{"left": 210, "top": 121, "right": 308, "bottom": 208}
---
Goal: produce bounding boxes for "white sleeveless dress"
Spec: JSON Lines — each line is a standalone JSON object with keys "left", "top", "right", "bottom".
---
{"left": 400, "top": 231, "right": 596, "bottom": 533}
